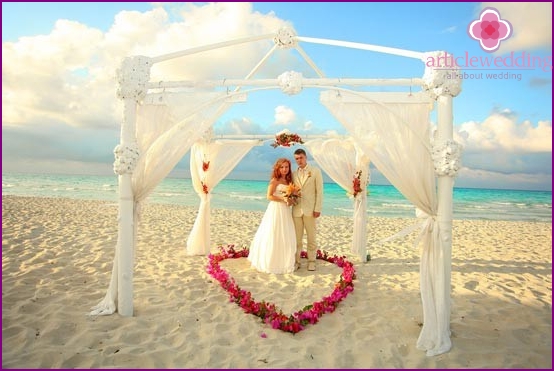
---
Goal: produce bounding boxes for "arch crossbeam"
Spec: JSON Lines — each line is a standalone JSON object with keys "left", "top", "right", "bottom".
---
{"left": 151, "top": 33, "right": 276, "bottom": 64}
{"left": 147, "top": 77, "right": 424, "bottom": 90}
{"left": 149, "top": 29, "right": 426, "bottom": 67}
{"left": 297, "top": 36, "right": 425, "bottom": 60}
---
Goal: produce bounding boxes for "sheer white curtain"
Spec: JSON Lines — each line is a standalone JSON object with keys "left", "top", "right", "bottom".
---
{"left": 91, "top": 92, "right": 234, "bottom": 316}
{"left": 321, "top": 90, "right": 451, "bottom": 356}
{"left": 187, "top": 139, "right": 260, "bottom": 255}
{"left": 304, "top": 138, "right": 370, "bottom": 261}
{"left": 132, "top": 92, "right": 233, "bottom": 202}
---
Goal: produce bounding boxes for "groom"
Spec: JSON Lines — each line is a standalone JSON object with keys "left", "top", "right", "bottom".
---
{"left": 292, "top": 148, "right": 323, "bottom": 271}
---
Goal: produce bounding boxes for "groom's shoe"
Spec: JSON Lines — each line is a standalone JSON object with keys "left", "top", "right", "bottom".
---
{"left": 307, "top": 261, "right": 316, "bottom": 271}
{"left": 295, "top": 262, "right": 301, "bottom": 271}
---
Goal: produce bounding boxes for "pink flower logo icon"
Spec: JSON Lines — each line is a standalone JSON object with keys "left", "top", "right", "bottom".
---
{"left": 468, "top": 7, "right": 512, "bottom": 53}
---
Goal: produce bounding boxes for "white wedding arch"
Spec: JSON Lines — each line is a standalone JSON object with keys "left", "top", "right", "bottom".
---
{"left": 90, "top": 27, "right": 462, "bottom": 357}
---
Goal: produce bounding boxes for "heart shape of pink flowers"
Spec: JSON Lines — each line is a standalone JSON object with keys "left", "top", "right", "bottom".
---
{"left": 206, "top": 245, "right": 356, "bottom": 334}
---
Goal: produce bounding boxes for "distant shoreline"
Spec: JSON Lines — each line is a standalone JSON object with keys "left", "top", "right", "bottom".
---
{"left": 2, "top": 194, "right": 551, "bottom": 226}
{"left": 3, "top": 172, "right": 552, "bottom": 222}
{"left": 2, "top": 171, "right": 552, "bottom": 193}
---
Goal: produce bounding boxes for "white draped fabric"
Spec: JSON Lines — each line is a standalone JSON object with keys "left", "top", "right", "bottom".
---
{"left": 304, "top": 138, "right": 370, "bottom": 261}
{"left": 187, "top": 139, "right": 260, "bottom": 255}
{"left": 133, "top": 93, "right": 233, "bottom": 202}
{"left": 320, "top": 91, "right": 451, "bottom": 356}
{"left": 90, "top": 92, "right": 234, "bottom": 316}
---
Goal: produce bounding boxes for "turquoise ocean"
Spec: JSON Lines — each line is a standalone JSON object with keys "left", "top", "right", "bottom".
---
{"left": 2, "top": 173, "right": 551, "bottom": 222}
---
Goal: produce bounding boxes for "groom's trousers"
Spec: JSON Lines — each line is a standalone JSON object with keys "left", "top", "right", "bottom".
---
{"left": 293, "top": 215, "right": 317, "bottom": 263}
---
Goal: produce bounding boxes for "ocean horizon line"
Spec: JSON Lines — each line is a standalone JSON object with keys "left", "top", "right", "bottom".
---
{"left": 2, "top": 170, "right": 552, "bottom": 194}
{"left": 3, "top": 172, "right": 551, "bottom": 223}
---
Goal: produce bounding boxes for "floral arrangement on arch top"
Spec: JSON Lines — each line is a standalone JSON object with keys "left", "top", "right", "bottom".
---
{"left": 271, "top": 129, "right": 304, "bottom": 148}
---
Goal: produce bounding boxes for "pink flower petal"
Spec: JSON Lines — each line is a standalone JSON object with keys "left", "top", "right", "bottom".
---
{"left": 206, "top": 244, "right": 355, "bottom": 334}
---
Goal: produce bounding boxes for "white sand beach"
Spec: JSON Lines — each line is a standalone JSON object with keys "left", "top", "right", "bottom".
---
{"left": 2, "top": 196, "right": 552, "bottom": 368}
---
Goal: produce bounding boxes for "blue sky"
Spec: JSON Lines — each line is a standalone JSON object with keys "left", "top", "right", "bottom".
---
{"left": 2, "top": 2, "right": 552, "bottom": 190}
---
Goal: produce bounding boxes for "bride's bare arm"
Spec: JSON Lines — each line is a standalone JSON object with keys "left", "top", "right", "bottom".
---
{"left": 267, "top": 179, "right": 287, "bottom": 203}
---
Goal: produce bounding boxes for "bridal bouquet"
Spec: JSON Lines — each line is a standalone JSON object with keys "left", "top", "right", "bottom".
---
{"left": 282, "top": 183, "right": 301, "bottom": 205}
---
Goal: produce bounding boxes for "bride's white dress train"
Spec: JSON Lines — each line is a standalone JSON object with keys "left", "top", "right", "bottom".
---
{"left": 248, "top": 184, "right": 296, "bottom": 274}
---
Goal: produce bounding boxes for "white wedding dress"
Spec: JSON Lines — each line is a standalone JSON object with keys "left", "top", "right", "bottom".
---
{"left": 248, "top": 184, "right": 296, "bottom": 274}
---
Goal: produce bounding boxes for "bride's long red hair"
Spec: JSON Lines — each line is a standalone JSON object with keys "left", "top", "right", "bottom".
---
{"left": 271, "top": 158, "right": 293, "bottom": 183}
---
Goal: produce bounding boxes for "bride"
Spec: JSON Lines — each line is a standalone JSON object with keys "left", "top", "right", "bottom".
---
{"left": 248, "top": 158, "right": 297, "bottom": 274}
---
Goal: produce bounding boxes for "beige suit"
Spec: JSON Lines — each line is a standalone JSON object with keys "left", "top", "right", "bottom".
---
{"left": 292, "top": 164, "right": 323, "bottom": 263}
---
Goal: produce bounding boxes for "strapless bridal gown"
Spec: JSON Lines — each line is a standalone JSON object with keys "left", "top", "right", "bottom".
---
{"left": 248, "top": 184, "right": 296, "bottom": 274}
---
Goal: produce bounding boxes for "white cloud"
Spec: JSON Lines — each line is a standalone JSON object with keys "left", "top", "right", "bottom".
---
{"left": 456, "top": 167, "right": 551, "bottom": 191}
{"left": 217, "top": 117, "right": 262, "bottom": 135}
{"left": 2, "top": 3, "right": 292, "bottom": 131}
{"left": 2, "top": 19, "right": 119, "bottom": 129}
{"left": 441, "top": 26, "right": 457, "bottom": 34}
{"left": 2, "top": 1, "right": 304, "bottom": 184}
{"left": 482, "top": 2, "right": 552, "bottom": 51}
{"left": 2, "top": 3, "right": 294, "bottom": 175}
{"left": 449, "top": 114, "right": 552, "bottom": 182}
{"left": 529, "top": 77, "right": 552, "bottom": 87}
{"left": 274, "top": 105, "right": 296, "bottom": 125}
{"left": 456, "top": 114, "right": 552, "bottom": 153}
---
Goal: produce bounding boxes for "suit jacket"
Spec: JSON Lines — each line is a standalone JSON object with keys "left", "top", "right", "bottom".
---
{"left": 292, "top": 164, "right": 323, "bottom": 217}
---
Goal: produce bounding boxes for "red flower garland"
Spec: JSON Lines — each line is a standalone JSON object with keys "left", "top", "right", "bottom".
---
{"left": 352, "top": 170, "right": 363, "bottom": 197}
{"left": 271, "top": 132, "right": 304, "bottom": 148}
{"left": 201, "top": 181, "right": 209, "bottom": 194}
{"left": 206, "top": 244, "right": 356, "bottom": 334}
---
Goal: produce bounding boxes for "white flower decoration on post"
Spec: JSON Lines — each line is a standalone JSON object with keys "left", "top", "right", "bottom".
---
{"left": 116, "top": 56, "right": 152, "bottom": 102}
{"left": 421, "top": 51, "right": 462, "bottom": 100}
{"left": 113, "top": 143, "right": 140, "bottom": 175}
{"left": 432, "top": 140, "right": 463, "bottom": 177}
{"left": 278, "top": 71, "right": 303, "bottom": 95}
{"left": 273, "top": 27, "right": 297, "bottom": 49}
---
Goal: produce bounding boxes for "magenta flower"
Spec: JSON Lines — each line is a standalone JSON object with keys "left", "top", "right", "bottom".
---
{"left": 206, "top": 245, "right": 356, "bottom": 334}
{"left": 468, "top": 7, "right": 512, "bottom": 52}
